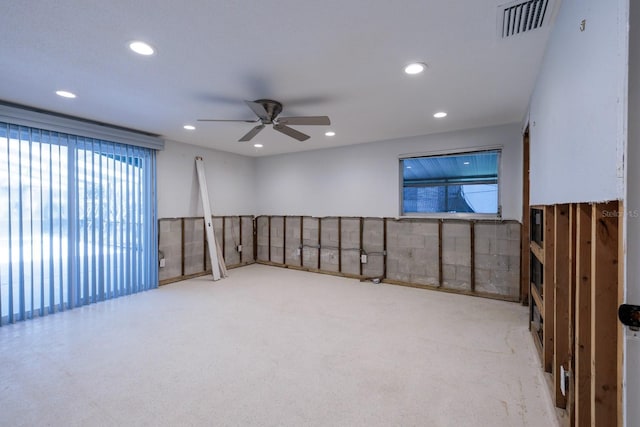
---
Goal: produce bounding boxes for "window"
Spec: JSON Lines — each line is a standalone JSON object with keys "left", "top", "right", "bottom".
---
{"left": 400, "top": 149, "right": 500, "bottom": 216}
{"left": 0, "top": 121, "right": 158, "bottom": 325}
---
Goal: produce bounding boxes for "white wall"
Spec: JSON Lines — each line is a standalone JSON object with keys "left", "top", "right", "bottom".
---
{"left": 528, "top": 0, "right": 628, "bottom": 205}
{"left": 157, "top": 140, "right": 256, "bottom": 217}
{"left": 254, "top": 123, "right": 523, "bottom": 220}
{"left": 625, "top": 1, "right": 639, "bottom": 425}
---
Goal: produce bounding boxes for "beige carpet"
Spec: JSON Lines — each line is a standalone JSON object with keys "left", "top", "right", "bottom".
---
{"left": 0, "top": 264, "right": 558, "bottom": 426}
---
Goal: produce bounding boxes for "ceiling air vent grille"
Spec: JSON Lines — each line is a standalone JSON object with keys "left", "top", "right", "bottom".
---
{"left": 499, "top": 0, "right": 550, "bottom": 38}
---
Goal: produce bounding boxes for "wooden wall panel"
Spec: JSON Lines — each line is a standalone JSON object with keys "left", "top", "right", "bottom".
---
{"left": 554, "top": 204, "right": 570, "bottom": 409}
{"left": 543, "top": 206, "right": 556, "bottom": 373}
{"left": 590, "top": 202, "right": 620, "bottom": 427}
{"left": 574, "top": 204, "right": 592, "bottom": 426}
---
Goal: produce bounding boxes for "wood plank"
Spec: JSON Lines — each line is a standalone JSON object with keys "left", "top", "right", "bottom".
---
{"left": 590, "top": 201, "right": 620, "bottom": 426}
{"left": 283, "top": 216, "right": 287, "bottom": 265}
{"left": 470, "top": 221, "right": 476, "bottom": 292}
{"left": 575, "top": 203, "right": 592, "bottom": 426}
{"left": 617, "top": 202, "right": 625, "bottom": 427}
{"left": 268, "top": 216, "right": 272, "bottom": 262}
{"left": 521, "top": 128, "right": 530, "bottom": 304}
{"left": 554, "top": 204, "right": 570, "bottom": 409}
{"left": 530, "top": 241, "right": 545, "bottom": 264}
{"left": 531, "top": 284, "right": 544, "bottom": 315}
{"left": 338, "top": 217, "right": 342, "bottom": 273}
{"left": 543, "top": 206, "right": 555, "bottom": 373}
{"left": 567, "top": 204, "right": 578, "bottom": 424}
{"left": 438, "top": 219, "right": 443, "bottom": 287}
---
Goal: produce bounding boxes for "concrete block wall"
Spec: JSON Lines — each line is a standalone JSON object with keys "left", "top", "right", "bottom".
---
{"left": 158, "top": 219, "right": 182, "bottom": 281}
{"left": 184, "top": 218, "right": 206, "bottom": 275}
{"left": 320, "top": 217, "right": 340, "bottom": 272}
{"left": 386, "top": 219, "right": 439, "bottom": 286}
{"left": 255, "top": 215, "right": 521, "bottom": 300}
{"left": 362, "top": 218, "right": 384, "bottom": 278}
{"left": 158, "top": 216, "right": 255, "bottom": 284}
{"left": 284, "top": 216, "right": 302, "bottom": 265}
{"left": 302, "top": 216, "right": 319, "bottom": 269}
{"left": 474, "top": 222, "right": 521, "bottom": 298}
{"left": 341, "top": 218, "right": 361, "bottom": 276}
{"left": 442, "top": 222, "right": 471, "bottom": 291}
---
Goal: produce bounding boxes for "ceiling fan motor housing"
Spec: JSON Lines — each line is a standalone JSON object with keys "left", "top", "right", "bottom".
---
{"left": 254, "top": 99, "right": 282, "bottom": 123}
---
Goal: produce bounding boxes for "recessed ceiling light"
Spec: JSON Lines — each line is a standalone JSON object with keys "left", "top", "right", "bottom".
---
{"left": 433, "top": 112, "right": 447, "bottom": 118}
{"left": 404, "top": 62, "right": 426, "bottom": 75}
{"left": 129, "top": 41, "right": 155, "bottom": 56}
{"left": 406, "top": 166, "right": 412, "bottom": 169}
{"left": 56, "top": 90, "right": 76, "bottom": 99}
{"left": 325, "top": 131, "right": 336, "bottom": 137}
{"left": 183, "top": 125, "right": 195, "bottom": 130}
{"left": 463, "top": 161, "right": 470, "bottom": 165}
{"left": 254, "top": 143, "right": 263, "bottom": 148}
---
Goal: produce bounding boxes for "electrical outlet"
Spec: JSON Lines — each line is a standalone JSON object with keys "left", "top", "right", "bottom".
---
{"left": 237, "top": 245, "right": 242, "bottom": 253}
{"left": 361, "top": 254, "right": 368, "bottom": 264}
{"left": 159, "top": 258, "right": 166, "bottom": 268}
{"left": 560, "top": 365, "right": 569, "bottom": 396}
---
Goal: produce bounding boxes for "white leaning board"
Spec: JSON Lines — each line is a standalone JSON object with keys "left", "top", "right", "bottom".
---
{"left": 195, "top": 156, "right": 221, "bottom": 281}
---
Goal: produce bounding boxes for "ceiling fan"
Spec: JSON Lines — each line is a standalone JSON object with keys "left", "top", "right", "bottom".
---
{"left": 198, "top": 99, "right": 330, "bottom": 142}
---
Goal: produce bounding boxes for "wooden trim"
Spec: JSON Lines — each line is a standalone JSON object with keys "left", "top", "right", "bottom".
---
{"left": 255, "top": 261, "right": 519, "bottom": 303}
{"left": 543, "top": 206, "right": 555, "bottom": 373}
{"left": 180, "top": 218, "right": 185, "bottom": 276}
{"left": 253, "top": 217, "right": 257, "bottom": 262}
{"left": 338, "top": 217, "right": 342, "bottom": 273}
{"left": 239, "top": 216, "right": 243, "bottom": 264}
{"left": 158, "top": 261, "right": 256, "bottom": 286}
{"left": 317, "top": 217, "right": 322, "bottom": 270}
{"left": 438, "top": 219, "right": 443, "bottom": 286}
{"left": 383, "top": 218, "right": 387, "bottom": 280}
{"left": 283, "top": 216, "right": 287, "bottom": 265}
{"left": 222, "top": 216, "right": 226, "bottom": 261}
{"left": 203, "top": 217, "right": 207, "bottom": 270}
{"left": 359, "top": 217, "right": 364, "bottom": 276}
{"left": 554, "top": 204, "right": 570, "bottom": 409}
{"left": 470, "top": 221, "right": 476, "bottom": 292}
{"left": 590, "top": 201, "right": 620, "bottom": 426}
{"left": 299, "top": 216, "right": 304, "bottom": 267}
{"left": 530, "top": 241, "right": 544, "bottom": 264}
{"left": 575, "top": 203, "right": 592, "bottom": 426}
{"left": 268, "top": 216, "right": 272, "bottom": 262}
{"left": 521, "top": 127, "right": 530, "bottom": 304}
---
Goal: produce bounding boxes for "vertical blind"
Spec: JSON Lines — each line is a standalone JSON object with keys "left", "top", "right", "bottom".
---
{"left": 0, "top": 122, "right": 158, "bottom": 325}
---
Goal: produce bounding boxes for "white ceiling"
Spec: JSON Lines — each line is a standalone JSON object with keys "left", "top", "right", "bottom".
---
{"left": 0, "top": 0, "right": 555, "bottom": 157}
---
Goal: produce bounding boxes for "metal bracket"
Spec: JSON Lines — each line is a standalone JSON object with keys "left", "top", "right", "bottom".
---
{"left": 618, "top": 304, "right": 640, "bottom": 331}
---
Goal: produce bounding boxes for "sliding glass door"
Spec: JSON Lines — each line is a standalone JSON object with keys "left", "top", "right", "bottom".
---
{"left": 0, "top": 122, "right": 158, "bottom": 324}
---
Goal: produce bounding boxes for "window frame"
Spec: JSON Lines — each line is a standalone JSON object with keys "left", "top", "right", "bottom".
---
{"left": 398, "top": 147, "right": 503, "bottom": 219}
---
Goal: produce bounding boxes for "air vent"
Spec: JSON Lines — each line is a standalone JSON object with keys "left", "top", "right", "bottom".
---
{"left": 498, "top": 0, "right": 551, "bottom": 38}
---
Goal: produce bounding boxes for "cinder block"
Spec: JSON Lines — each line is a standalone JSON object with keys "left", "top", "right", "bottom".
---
{"left": 443, "top": 222, "right": 470, "bottom": 238}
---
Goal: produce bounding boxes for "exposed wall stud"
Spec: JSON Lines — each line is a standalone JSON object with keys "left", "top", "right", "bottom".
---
{"left": 338, "top": 217, "right": 342, "bottom": 273}
{"left": 470, "top": 221, "right": 476, "bottom": 292}
{"left": 283, "top": 216, "right": 287, "bottom": 265}
{"left": 438, "top": 219, "right": 443, "bottom": 287}
{"left": 317, "top": 217, "right": 322, "bottom": 270}
{"left": 590, "top": 201, "right": 620, "bottom": 426}
{"left": 300, "top": 216, "right": 304, "bottom": 267}
{"left": 268, "top": 216, "right": 272, "bottom": 262}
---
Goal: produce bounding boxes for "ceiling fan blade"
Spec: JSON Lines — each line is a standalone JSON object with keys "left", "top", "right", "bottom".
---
{"left": 197, "top": 119, "right": 259, "bottom": 122}
{"left": 244, "top": 100, "right": 270, "bottom": 122}
{"left": 277, "top": 116, "right": 331, "bottom": 126}
{"left": 273, "top": 124, "right": 310, "bottom": 142}
{"left": 238, "top": 124, "right": 265, "bottom": 142}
